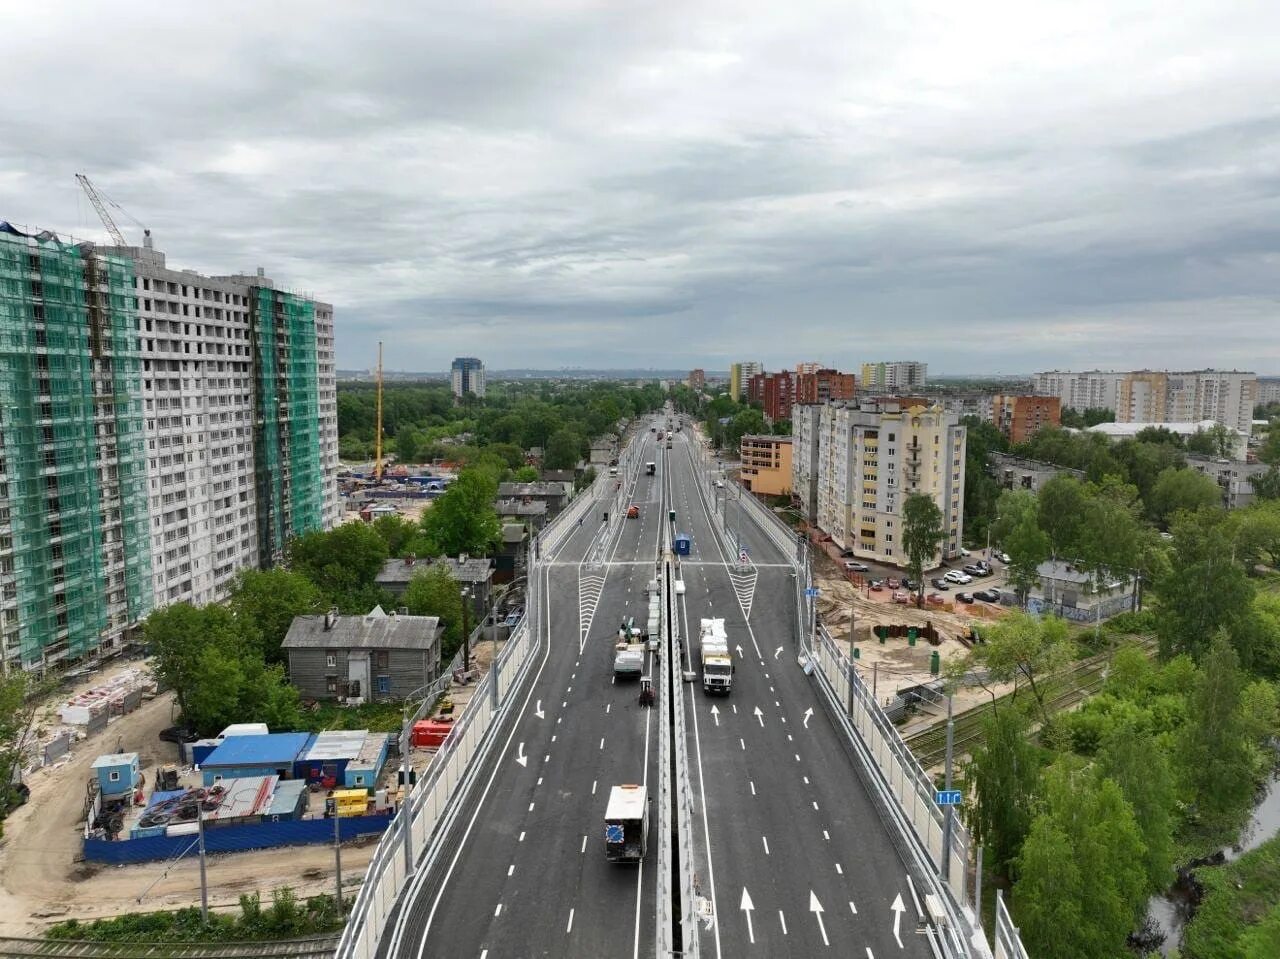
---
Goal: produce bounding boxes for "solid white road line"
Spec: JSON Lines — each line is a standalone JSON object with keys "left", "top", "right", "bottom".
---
{"left": 762, "top": 835, "right": 770, "bottom": 855}
{"left": 494, "top": 903, "right": 502, "bottom": 917}
{"left": 779, "top": 910, "right": 788, "bottom": 935}
{"left": 566, "top": 908, "right": 575, "bottom": 933}
{"left": 507, "top": 864, "right": 515, "bottom": 876}
{"left": 581, "top": 835, "right": 587, "bottom": 854}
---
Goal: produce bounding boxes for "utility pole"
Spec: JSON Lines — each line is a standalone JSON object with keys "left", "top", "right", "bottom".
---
{"left": 461, "top": 588, "right": 472, "bottom": 673}
{"left": 400, "top": 722, "right": 414, "bottom": 876}
{"left": 872, "top": 661, "right": 879, "bottom": 703}
{"left": 489, "top": 586, "right": 500, "bottom": 710}
{"left": 942, "top": 693, "right": 955, "bottom": 881}
{"left": 333, "top": 803, "right": 343, "bottom": 910}
{"left": 196, "top": 798, "right": 208, "bottom": 923}
{"left": 974, "top": 845, "right": 984, "bottom": 930}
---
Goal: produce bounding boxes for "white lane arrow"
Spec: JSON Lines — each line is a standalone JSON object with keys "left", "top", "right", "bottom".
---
{"left": 810, "top": 891, "right": 829, "bottom": 947}
{"left": 803, "top": 707, "right": 814, "bottom": 729}
{"left": 740, "top": 888, "right": 756, "bottom": 944}
{"left": 535, "top": 700, "right": 545, "bottom": 719}
{"left": 710, "top": 705, "right": 720, "bottom": 727}
{"left": 774, "top": 646, "right": 783, "bottom": 660}
{"left": 891, "top": 893, "right": 905, "bottom": 948}
{"left": 515, "top": 742, "right": 527, "bottom": 767}
{"left": 736, "top": 644, "right": 744, "bottom": 658}
{"left": 753, "top": 706, "right": 764, "bottom": 727}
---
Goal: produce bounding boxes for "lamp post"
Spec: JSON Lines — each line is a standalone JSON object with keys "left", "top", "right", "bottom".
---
{"left": 398, "top": 679, "right": 437, "bottom": 877}
{"left": 460, "top": 587, "right": 472, "bottom": 673}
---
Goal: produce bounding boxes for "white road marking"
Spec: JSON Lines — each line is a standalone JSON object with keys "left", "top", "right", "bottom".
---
{"left": 810, "top": 892, "right": 829, "bottom": 947}
{"left": 518, "top": 831, "right": 525, "bottom": 842}
{"left": 581, "top": 835, "right": 587, "bottom": 854}
{"left": 823, "top": 830, "right": 830, "bottom": 841}
{"left": 788, "top": 734, "right": 793, "bottom": 742}
{"left": 762, "top": 836, "right": 770, "bottom": 855}
{"left": 753, "top": 706, "right": 764, "bottom": 727}
{"left": 592, "top": 780, "right": 597, "bottom": 795}
{"left": 740, "top": 888, "right": 756, "bottom": 944}
{"left": 750, "top": 780, "right": 756, "bottom": 795}
{"left": 812, "top": 801, "right": 819, "bottom": 810}
{"left": 599, "top": 737, "right": 605, "bottom": 750}
{"left": 732, "top": 704, "right": 738, "bottom": 715}
{"left": 528, "top": 802, "right": 534, "bottom": 812}
{"left": 544, "top": 754, "right": 550, "bottom": 763}
{"left": 494, "top": 903, "right": 502, "bottom": 917}
{"left": 537, "top": 777, "right": 543, "bottom": 786}
{"left": 567, "top": 908, "right": 575, "bottom": 933}
{"left": 740, "top": 738, "right": 746, "bottom": 751}
{"left": 850, "top": 901, "right": 858, "bottom": 915}
{"left": 779, "top": 910, "right": 788, "bottom": 934}
{"left": 795, "top": 753, "right": 801, "bottom": 762}
{"left": 804, "top": 776, "right": 810, "bottom": 785}
{"left": 507, "top": 864, "right": 515, "bottom": 876}
{"left": 551, "top": 735, "right": 557, "bottom": 742}
{"left": 836, "top": 863, "right": 843, "bottom": 874}
{"left": 606, "top": 703, "right": 611, "bottom": 714}
{"left": 803, "top": 707, "right": 814, "bottom": 728}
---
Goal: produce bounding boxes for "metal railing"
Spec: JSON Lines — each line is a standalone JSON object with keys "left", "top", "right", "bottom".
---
{"left": 994, "top": 891, "right": 1028, "bottom": 959}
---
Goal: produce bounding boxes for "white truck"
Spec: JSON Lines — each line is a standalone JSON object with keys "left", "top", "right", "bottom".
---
{"left": 698, "top": 618, "right": 734, "bottom": 694}
{"left": 604, "top": 784, "right": 648, "bottom": 862}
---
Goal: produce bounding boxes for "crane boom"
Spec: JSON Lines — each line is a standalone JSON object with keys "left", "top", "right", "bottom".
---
{"left": 76, "top": 173, "right": 128, "bottom": 246}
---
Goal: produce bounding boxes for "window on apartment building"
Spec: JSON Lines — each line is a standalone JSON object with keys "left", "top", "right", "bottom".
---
{"left": 325, "top": 652, "right": 337, "bottom": 668}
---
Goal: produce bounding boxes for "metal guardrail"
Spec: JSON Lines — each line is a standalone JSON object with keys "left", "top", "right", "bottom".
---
{"left": 0, "top": 935, "right": 340, "bottom": 958}
{"left": 993, "top": 891, "right": 1028, "bottom": 959}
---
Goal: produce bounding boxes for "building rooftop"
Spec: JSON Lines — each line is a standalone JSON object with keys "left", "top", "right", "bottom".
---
{"left": 304, "top": 729, "right": 368, "bottom": 763}
{"left": 201, "top": 733, "right": 313, "bottom": 769}
{"left": 91, "top": 752, "right": 138, "bottom": 769}
{"left": 497, "top": 482, "right": 571, "bottom": 498}
{"left": 502, "top": 523, "right": 528, "bottom": 543}
{"left": 495, "top": 498, "right": 548, "bottom": 516}
{"left": 377, "top": 555, "right": 494, "bottom": 587}
{"left": 266, "top": 779, "right": 310, "bottom": 818}
{"left": 283, "top": 606, "right": 443, "bottom": 651}
{"left": 1088, "top": 420, "right": 1240, "bottom": 437}
{"left": 739, "top": 434, "right": 792, "bottom": 444}
{"left": 1037, "top": 560, "right": 1125, "bottom": 590}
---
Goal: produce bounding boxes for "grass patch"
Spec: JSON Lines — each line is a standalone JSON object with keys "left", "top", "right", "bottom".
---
{"left": 46, "top": 890, "right": 345, "bottom": 945}
{"left": 1181, "top": 833, "right": 1280, "bottom": 958}
{"left": 298, "top": 699, "right": 406, "bottom": 732}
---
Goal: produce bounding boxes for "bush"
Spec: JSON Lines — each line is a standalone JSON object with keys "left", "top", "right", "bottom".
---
{"left": 1105, "top": 609, "right": 1157, "bottom": 636}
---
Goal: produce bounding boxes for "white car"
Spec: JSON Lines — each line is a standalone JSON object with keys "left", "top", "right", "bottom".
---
{"left": 944, "top": 570, "right": 972, "bottom": 585}
{"left": 714, "top": 480, "right": 725, "bottom": 488}
{"left": 959, "top": 548, "right": 971, "bottom": 557}
{"left": 844, "top": 561, "right": 869, "bottom": 572}
{"left": 995, "top": 551, "right": 1011, "bottom": 564}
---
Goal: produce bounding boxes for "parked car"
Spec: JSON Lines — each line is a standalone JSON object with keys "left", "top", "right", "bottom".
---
{"left": 974, "top": 589, "right": 1001, "bottom": 603}
{"left": 505, "top": 607, "right": 525, "bottom": 627}
{"left": 959, "top": 548, "right": 971, "bottom": 557}
{"left": 869, "top": 580, "right": 885, "bottom": 591}
{"left": 159, "top": 725, "right": 199, "bottom": 744}
{"left": 963, "top": 564, "right": 985, "bottom": 577}
{"left": 944, "top": 570, "right": 972, "bottom": 585}
{"left": 931, "top": 577, "right": 951, "bottom": 591}
{"left": 714, "top": 479, "right": 725, "bottom": 488}
{"left": 844, "top": 561, "right": 869, "bottom": 572}
{"left": 902, "top": 578, "right": 918, "bottom": 591}
{"left": 974, "top": 561, "right": 992, "bottom": 575}
{"left": 994, "top": 551, "right": 1011, "bottom": 563}
{"left": 956, "top": 592, "right": 975, "bottom": 604}
{"left": 926, "top": 592, "right": 947, "bottom": 606}
{"left": 885, "top": 577, "right": 901, "bottom": 589}
{"left": 840, "top": 548, "right": 856, "bottom": 558}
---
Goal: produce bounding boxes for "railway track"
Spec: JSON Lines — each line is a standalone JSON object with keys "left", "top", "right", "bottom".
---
{"left": 903, "top": 638, "right": 1156, "bottom": 770}
{"left": 0, "top": 935, "right": 339, "bottom": 959}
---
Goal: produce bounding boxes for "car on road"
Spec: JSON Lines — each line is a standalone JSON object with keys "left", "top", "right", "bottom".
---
{"left": 956, "top": 592, "right": 975, "bottom": 604}
{"left": 959, "top": 547, "right": 971, "bottom": 557}
{"left": 963, "top": 563, "right": 985, "bottom": 577}
{"left": 844, "top": 561, "right": 869, "bottom": 572}
{"left": 926, "top": 592, "right": 947, "bottom": 606}
{"left": 931, "top": 577, "right": 951, "bottom": 591}
{"left": 945, "top": 570, "right": 972, "bottom": 585}
{"left": 994, "top": 551, "right": 1011, "bottom": 563}
{"left": 626, "top": 504, "right": 640, "bottom": 518}
{"left": 885, "top": 577, "right": 900, "bottom": 589}
{"left": 974, "top": 589, "right": 1001, "bottom": 603}
{"left": 713, "top": 479, "right": 724, "bottom": 488}
{"left": 868, "top": 579, "right": 885, "bottom": 591}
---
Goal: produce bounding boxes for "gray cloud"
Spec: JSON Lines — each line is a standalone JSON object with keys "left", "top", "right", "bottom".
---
{"left": 1, "top": 0, "right": 1277, "bottom": 374}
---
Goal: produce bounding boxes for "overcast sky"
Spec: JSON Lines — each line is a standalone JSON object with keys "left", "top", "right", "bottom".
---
{"left": 2, "top": 1, "right": 1277, "bottom": 374}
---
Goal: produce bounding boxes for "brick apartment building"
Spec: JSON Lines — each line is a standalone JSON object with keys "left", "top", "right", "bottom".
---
{"left": 795, "top": 368, "right": 856, "bottom": 405}
{"left": 992, "top": 394, "right": 1062, "bottom": 444}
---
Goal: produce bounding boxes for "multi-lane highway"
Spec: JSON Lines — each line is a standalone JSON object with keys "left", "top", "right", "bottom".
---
{"left": 386, "top": 426, "right": 668, "bottom": 959}
{"left": 665, "top": 430, "right": 934, "bottom": 958}
{"left": 385, "top": 413, "right": 939, "bottom": 958}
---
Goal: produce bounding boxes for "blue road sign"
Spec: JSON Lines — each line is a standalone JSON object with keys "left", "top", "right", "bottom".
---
{"left": 605, "top": 824, "right": 625, "bottom": 843}
{"left": 804, "top": 587, "right": 820, "bottom": 598}
{"left": 935, "top": 790, "right": 963, "bottom": 807}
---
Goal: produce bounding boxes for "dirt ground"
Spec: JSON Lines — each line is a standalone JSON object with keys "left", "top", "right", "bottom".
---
{"left": 0, "top": 640, "right": 507, "bottom": 936}
{"left": 812, "top": 551, "right": 1011, "bottom": 732}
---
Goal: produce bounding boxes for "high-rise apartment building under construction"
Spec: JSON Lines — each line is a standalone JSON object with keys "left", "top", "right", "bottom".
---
{"left": 0, "top": 223, "right": 338, "bottom": 673}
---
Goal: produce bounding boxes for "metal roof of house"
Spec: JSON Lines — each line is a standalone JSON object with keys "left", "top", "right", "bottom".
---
{"left": 201, "top": 734, "right": 312, "bottom": 769}
{"left": 377, "top": 555, "right": 493, "bottom": 586}
{"left": 282, "top": 607, "right": 443, "bottom": 651}
{"left": 502, "top": 523, "right": 527, "bottom": 543}
{"left": 495, "top": 498, "right": 547, "bottom": 516}
{"left": 205, "top": 775, "right": 278, "bottom": 820}
{"left": 304, "top": 729, "right": 368, "bottom": 762}
{"left": 266, "top": 779, "right": 310, "bottom": 818}
{"left": 497, "top": 482, "right": 571, "bottom": 498}
{"left": 91, "top": 752, "right": 138, "bottom": 769}
{"left": 1037, "top": 560, "right": 1125, "bottom": 589}
{"left": 349, "top": 733, "right": 391, "bottom": 770}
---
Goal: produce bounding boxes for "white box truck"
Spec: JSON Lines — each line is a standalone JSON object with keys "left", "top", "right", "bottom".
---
{"left": 698, "top": 618, "right": 734, "bottom": 694}
{"left": 604, "top": 784, "right": 648, "bottom": 863}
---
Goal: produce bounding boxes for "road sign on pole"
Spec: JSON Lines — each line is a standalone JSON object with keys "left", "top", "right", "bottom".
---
{"left": 935, "top": 789, "right": 963, "bottom": 806}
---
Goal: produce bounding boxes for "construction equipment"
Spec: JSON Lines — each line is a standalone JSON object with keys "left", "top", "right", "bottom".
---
{"left": 76, "top": 173, "right": 148, "bottom": 247}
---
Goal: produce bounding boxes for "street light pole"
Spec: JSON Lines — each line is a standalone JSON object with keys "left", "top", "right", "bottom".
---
{"left": 942, "top": 693, "right": 955, "bottom": 881}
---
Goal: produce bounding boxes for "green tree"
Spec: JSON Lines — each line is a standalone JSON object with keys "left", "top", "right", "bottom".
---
{"left": 420, "top": 469, "right": 501, "bottom": 557}
{"left": 146, "top": 603, "right": 250, "bottom": 726}
{"left": 1014, "top": 765, "right": 1148, "bottom": 959}
{"left": 726, "top": 408, "right": 766, "bottom": 451}
{"left": 1178, "top": 631, "right": 1255, "bottom": 830}
{"left": 513, "top": 465, "right": 539, "bottom": 483}
{"left": 236, "top": 657, "right": 302, "bottom": 730}
{"left": 1234, "top": 501, "right": 1280, "bottom": 568}
{"left": 227, "top": 568, "right": 323, "bottom": 664}
{"left": 1037, "top": 475, "right": 1089, "bottom": 558}
{"left": 901, "top": 493, "right": 945, "bottom": 606}
{"left": 394, "top": 424, "right": 424, "bottom": 465}
{"left": 1251, "top": 465, "right": 1280, "bottom": 501}
{"left": 544, "top": 428, "right": 583, "bottom": 470}
{"left": 1256, "top": 426, "right": 1280, "bottom": 466}
{"left": 371, "top": 514, "right": 423, "bottom": 558}
{"left": 1241, "top": 903, "right": 1280, "bottom": 959}
{"left": 0, "top": 672, "right": 49, "bottom": 829}
{"left": 1096, "top": 725, "right": 1175, "bottom": 889}
{"left": 1156, "top": 509, "right": 1255, "bottom": 662}
{"left": 965, "top": 708, "right": 1041, "bottom": 877}
{"left": 402, "top": 564, "right": 467, "bottom": 660}
{"left": 1004, "top": 510, "right": 1051, "bottom": 608}
{"left": 1074, "top": 478, "right": 1146, "bottom": 602}
{"left": 990, "top": 489, "right": 1038, "bottom": 549}
{"left": 287, "top": 523, "right": 390, "bottom": 610}
{"left": 966, "top": 612, "right": 1075, "bottom": 723}
{"left": 1148, "top": 467, "right": 1222, "bottom": 526}
{"left": 184, "top": 644, "right": 248, "bottom": 735}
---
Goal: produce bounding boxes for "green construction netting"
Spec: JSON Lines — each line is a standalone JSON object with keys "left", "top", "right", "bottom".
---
{"left": 284, "top": 295, "right": 322, "bottom": 536}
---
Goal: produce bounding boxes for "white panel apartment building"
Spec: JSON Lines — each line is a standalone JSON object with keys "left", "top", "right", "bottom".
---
{"left": 1036, "top": 369, "right": 1257, "bottom": 434}
{"left": 0, "top": 226, "right": 338, "bottom": 672}
{"left": 811, "top": 400, "right": 966, "bottom": 566}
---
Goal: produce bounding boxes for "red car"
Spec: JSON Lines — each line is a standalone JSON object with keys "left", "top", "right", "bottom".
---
{"left": 626, "top": 505, "right": 640, "bottom": 519}
{"left": 886, "top": 577, "right": 900, "bottom": 589}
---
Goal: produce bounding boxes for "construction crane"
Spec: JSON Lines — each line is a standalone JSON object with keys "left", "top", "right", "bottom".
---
{"left": 374, "top": 341, "right": 385, "bottom": 483}
{"left": 76, "top": 173, "right": 148, "bottom": 246}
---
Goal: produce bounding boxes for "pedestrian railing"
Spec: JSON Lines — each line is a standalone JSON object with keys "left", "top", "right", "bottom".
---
{"left": 993, "top": 891, "right": 1028, "bottom": 959}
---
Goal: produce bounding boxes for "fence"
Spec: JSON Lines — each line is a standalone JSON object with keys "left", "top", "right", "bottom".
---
{"left": 83, "top": 814, "right": 392, "bottom": 864}
{"left": 334, "top": 468, "right": 606, "bottom": 959}
{"left": 994, "top": 891, "right": 1028, "bottom": 959}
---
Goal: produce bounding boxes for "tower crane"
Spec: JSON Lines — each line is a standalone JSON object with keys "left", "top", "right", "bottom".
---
{"left": 76, "top": 173, "right": 149, "bottom": 246}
